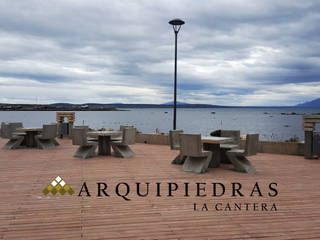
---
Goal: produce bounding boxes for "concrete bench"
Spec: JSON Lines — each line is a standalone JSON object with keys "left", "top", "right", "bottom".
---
{"left": 226, "top": 134, "right": 259, "bottom": 173}
{"left": 180, "top": 134, "right": 212, "bottom": 174}
{"left": 72, "top": 128, "right": 98, "bottom": 159}
{"left": 2, "top": 123, "right": 25, "bottom": 150}
{"left": 35, "top": 124, "right": 59, "bottom": 149}
{"left": 111, "top": 128, "right": 136, "bottom": 158}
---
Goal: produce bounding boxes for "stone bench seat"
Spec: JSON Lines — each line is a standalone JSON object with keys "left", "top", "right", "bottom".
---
{"left": 12, "top": 132, "right": 26, "bottom": 136}
{"left": 226, "top": 134, "right": 259, "bottom": 174}
{"left": 35, "top": 124, "right": 59, "bottom": 149}
{"left": 72, "top": 128, "right": 98, "bottom": 159}
{"left": 220, "top": 143, "right": 238, "bottom": 149}
{"left": 110, "top": 128, "right": 136, "bottom": 158}
{"left": 2, "top": 123, "right": 25, "bottom": 150}
{"left": 226, "top": 148, "right": 245, "bottom": 154}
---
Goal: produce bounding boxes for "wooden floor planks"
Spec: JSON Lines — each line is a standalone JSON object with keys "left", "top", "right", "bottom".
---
{"left": 0, "top": 138, "right": 320, "bottom": 239}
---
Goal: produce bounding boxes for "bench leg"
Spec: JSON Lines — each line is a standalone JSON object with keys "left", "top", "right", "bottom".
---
{"left": 226, "top": 152, "right": 256, "bottom": 173}
{"left": 3, "top": 136, "right": 24, "bottom": 150}
{"left": 53, "top": 138, "right": 60, "bottom": 146}
{"left": 171, "top": 154, "right": 187, "bottom": 165}
{"left": 36, "top": 137, "right": 57, "bottom": 150}
{"left": 182, "top": 152, "right": 212, "bottom": 174}
{"left": 74, "top": 144, "right": 97, "bottom": 159}
{"left": 111, "top": 144, "right": 135, "bottom": 158}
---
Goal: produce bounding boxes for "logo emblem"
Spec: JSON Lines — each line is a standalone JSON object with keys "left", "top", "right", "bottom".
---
{"left": 43, "top": 176, "right": 74, "bottom": 195}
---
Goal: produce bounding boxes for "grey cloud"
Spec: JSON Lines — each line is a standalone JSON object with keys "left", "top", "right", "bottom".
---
{"left": 0, "top": 0, "right": 319, "bottom": 105}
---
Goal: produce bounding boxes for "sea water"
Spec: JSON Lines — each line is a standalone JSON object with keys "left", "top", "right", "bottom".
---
{"left": 0, "top": 108, "right": 319, "bottom": 141}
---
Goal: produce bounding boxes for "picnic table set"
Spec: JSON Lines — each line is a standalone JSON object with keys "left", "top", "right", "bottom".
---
{"left": 169, "top": 130, "right": 258, "bottom": 174}
{"left": 1, "top": 121, "right": 258, "bottom": 174}
{"left": 0, "top": 122, "right": 137, "bottom": 159}
{"left": 1, "top": 123, "right": 58, "bottom": 150}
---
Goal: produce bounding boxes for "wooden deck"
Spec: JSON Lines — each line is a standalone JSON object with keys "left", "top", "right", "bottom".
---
{"left": 1, "top": 138, "right": 320, "bottom": 239}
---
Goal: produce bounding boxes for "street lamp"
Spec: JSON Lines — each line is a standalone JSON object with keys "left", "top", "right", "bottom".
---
{"left": 169, "top": 18, "right": 184, "bottom": 130}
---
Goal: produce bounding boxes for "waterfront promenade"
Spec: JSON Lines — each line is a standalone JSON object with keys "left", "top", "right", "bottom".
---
{"left": 0, "top": 138, "right": 320, "bottom": 239}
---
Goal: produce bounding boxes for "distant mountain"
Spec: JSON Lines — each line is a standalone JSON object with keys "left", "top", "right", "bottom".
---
{"left": 109, "top": 103, "right": 226, "bottom": 108}
{"left": 47, "top": 102, "right": 226, "bottom": 108}
{"left": 3, "top": 101, "right": 305, "bottom": 109}
{"left": 50, "top": 103, "right": 117, "bottom": 107}
{"left": 0, "top": 103, "right": 118, "bottom": 111}
{"left": 295, "top": 98, "right": 320, "bottom": 108}
{"left": 48, "top": 102, "right": 232, "bottom": 108}
{"left": 161, "top": 101, "right": 190, "bottom": 105}
{"left": 45, "top": 102, "right": 223, "bottom": 108}
{"left": 50, "top": 103, "right": 73, "bottom": 106}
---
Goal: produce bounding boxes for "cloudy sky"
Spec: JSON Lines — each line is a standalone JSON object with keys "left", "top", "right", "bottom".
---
{"left": 0, "top": 0, "right": 319, "bottom": 106}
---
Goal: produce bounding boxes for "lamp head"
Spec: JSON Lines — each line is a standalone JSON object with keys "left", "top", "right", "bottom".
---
{"left": 169, "top": 18, "right": 185, "bottom": 33}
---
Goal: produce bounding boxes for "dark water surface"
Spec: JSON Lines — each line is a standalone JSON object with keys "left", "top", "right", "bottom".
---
{"left": 1, "top": 108, "right": 319, "bottom": 141}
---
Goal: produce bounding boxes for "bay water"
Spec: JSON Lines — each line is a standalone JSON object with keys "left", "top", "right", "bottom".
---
{"left": 1, "top": 108, "right": 319, "bottom": 141}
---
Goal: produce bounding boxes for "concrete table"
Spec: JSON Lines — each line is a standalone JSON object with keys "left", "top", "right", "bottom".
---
{"left": 15, "top": 127, "right": 43, "bottom": 148}
{"left": 201, "top": 136, "right": 233, "bottom": 168}
{"left": 87, "top": 131, "right": 122, "bottom": 156}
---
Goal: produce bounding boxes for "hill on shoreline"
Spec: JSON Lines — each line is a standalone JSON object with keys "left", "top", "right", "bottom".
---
{"left": 295, "top": 98, "right": 320, "bottom": 108}
{"left": 1, "top": 98, "right": 320, "bottom": 110}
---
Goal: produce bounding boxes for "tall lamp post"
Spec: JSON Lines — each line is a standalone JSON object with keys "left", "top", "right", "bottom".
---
{"left": 169, "top": 18, "right": 185, "bottom": 130}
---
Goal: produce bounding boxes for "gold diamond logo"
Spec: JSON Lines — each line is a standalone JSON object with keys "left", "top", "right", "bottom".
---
{"left": 43, "top": 176, "right": 74, "bottom": 196}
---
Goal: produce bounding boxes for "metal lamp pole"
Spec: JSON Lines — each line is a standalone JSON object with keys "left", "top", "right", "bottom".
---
{"left": 169, "top": 18, "right": 185, "bottom": 130}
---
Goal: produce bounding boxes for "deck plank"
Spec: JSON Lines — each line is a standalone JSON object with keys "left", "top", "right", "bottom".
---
{"left": 0, "top": 138, "right": 320, "bottom": 239}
